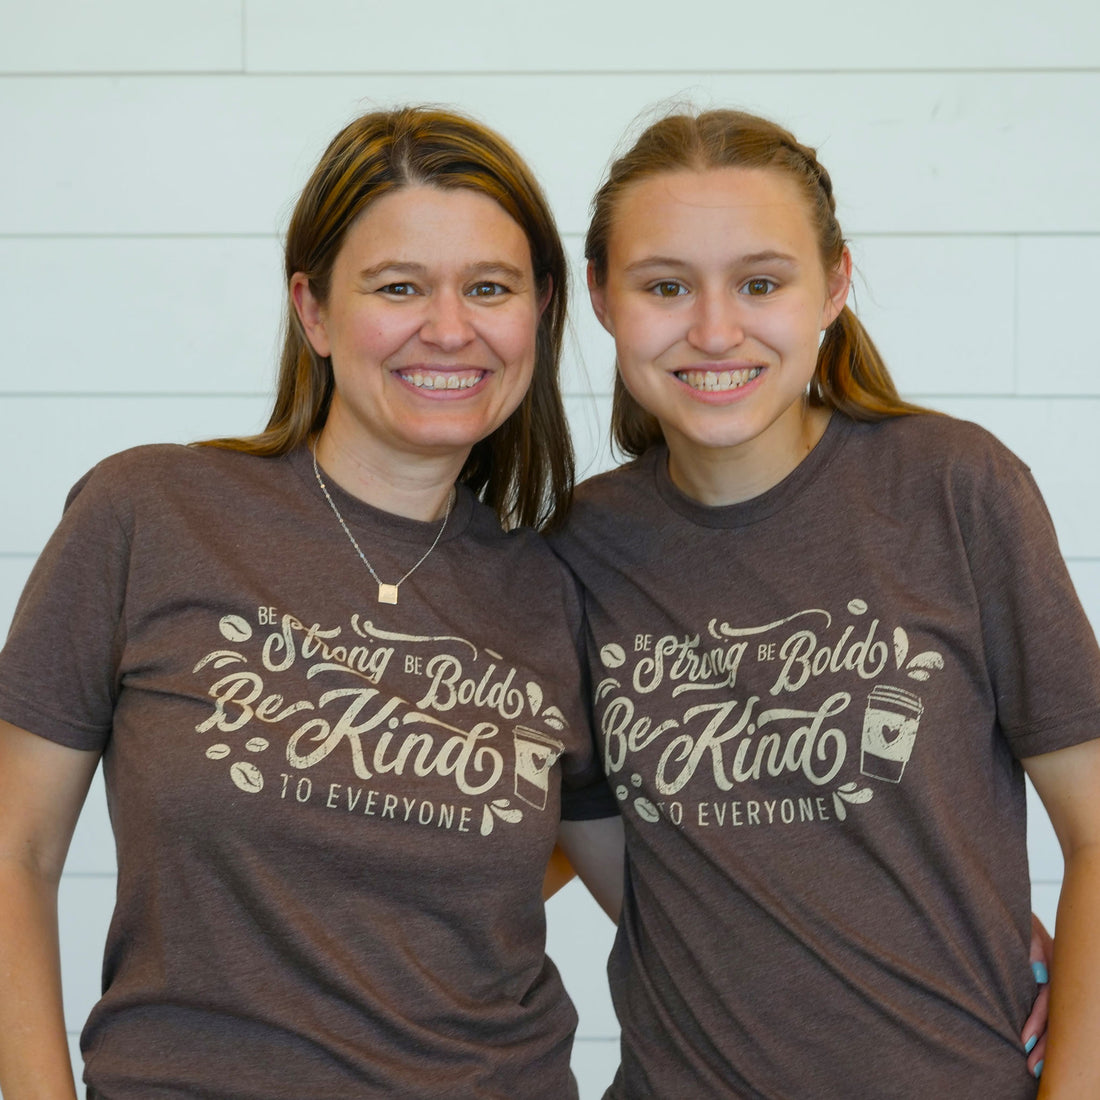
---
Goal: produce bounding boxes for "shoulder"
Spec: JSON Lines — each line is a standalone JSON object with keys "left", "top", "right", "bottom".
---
{"left": 66, "top": 444, "right": 295, "bottom": 521}
{"left": 849, "top": 414, "right": 1031, "bottom": 491}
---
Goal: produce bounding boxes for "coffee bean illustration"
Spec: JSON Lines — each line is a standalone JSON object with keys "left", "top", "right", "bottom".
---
{"left": 634, "top": 797, "right": 659, "bottom": 823}
{"left": 205, "top": 744, "right": 231, "bottom": 760}
{"left": 847, "top": 598, "right": 868, "bottom": 615}
{"left": 615, "top": 785, "right": 629, "bottom": 801}
{"left": 219, "top": 614, "right": 252, "bottom": 643}
{"left": 600, "top": 643, "right": 626, "bottom": 669}
{"left": 245, "top": 737, "right": 269, "bottom": 753}
{"left": 230, "top": 760, "right": 263, "bottom": 794}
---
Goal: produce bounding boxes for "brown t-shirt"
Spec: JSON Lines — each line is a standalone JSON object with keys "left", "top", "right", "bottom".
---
{"left": 0, "top": 443, "right": 600, "bottom": 1099}
{"left": 552, "top": 413, "right": 1100, "bottom": 1099}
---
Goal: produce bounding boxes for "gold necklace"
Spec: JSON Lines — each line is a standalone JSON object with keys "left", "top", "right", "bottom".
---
{"left": 311, "top": 442, "right": 455, "bottom": 605}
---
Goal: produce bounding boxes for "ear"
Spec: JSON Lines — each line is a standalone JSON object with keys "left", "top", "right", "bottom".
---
{"left": 537, "top": 274, "right": 554, "bottom": 317}
{"left": 587, "top": 261, "right": 614, "bottom": 335}
{"left": 822, "top": 247, "right": 852, "bottom": 329}
{"left": 290, "top": 272, "right": 331, "bottom": 358}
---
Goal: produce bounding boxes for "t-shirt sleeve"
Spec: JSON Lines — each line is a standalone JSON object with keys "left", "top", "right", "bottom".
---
{"left": 0, "top": 462, "right": 130, "bottom": 750}
{"left": 960, "top": 445, "right": 1100, "bottom": 758}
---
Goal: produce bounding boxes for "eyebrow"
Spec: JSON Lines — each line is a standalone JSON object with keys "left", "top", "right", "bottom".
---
{"left": 623, "top": 250, "right": 799, "bottom": 274}
{"left": 356, "top": 260, "right": 530, "bottom": 282}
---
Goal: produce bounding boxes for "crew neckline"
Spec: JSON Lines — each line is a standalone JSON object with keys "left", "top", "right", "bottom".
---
{"left": 651, "top": 413, "right": 854, "bottom": 529}
{"left": 285, "top": 444, "right": 474, "bottom": 546}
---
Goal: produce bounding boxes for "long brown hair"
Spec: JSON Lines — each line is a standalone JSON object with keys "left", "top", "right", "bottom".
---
{"left": 586, "top": 108, "right": 931, "bottom": 458}
{"left": 203, "top": 106, "right": 573, "bottom": 530}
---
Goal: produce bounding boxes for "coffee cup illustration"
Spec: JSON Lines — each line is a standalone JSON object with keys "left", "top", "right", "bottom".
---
{"left": 512, "top": 726, "right": 564, "bottom": 810}
{"left": 860, "top": 685, "right": 923, "bottom": 783}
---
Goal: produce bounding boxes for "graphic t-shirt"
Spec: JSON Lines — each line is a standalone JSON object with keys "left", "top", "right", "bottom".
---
{"left": 0, "top": 443, "right": 601, "bottom": 1100}
{"left": 552, "top": 413, "right": 1100, "bottom": 1100}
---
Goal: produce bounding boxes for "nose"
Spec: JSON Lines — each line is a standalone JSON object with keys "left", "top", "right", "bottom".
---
{"left": 687, "top": 290, "right": 745, "bottom": 355}
{"left": 421, "top": 289, "right": 475, "bottom": 351}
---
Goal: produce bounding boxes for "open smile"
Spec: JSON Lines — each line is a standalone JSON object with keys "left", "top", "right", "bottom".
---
{"left": 674, "top": 366, "right": 763, "bottom": 393}
{"left": 396, "top": 368, "right": 488, "bottom": 392}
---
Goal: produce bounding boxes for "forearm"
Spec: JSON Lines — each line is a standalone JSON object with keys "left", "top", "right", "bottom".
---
{"left": 0, "top": 863, "right": 78, "bottom": 1099}
{"left": 1036, "top": 843, "right": 1100, "bottom": 1097}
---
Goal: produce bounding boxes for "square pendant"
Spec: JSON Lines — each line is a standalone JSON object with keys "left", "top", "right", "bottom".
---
{"left": 377, "top": 583, "right": 399, "bottom": 605}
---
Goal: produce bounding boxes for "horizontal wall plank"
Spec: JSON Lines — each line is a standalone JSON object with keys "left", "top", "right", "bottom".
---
{"left": 849, "top": 237, "right": 1016, "bottom": 397}
{"left": 1018, "top": 237, "right": 1100, "bottom": 395}
{"left": 7, "top": 233, "right": 1092, "bottom": 404}
{"left": 1, "top": 1, "right": 242, "bottom": 73}
{"left": 0, "top": 555, "right": 35, "bottom": 637}
{"left": 0, "top": 396, "right": 269, "bottom": 554}
{"left": 0, "top": 237, "right": 283, "bottom": 393}
{"left": 245, "top": 0, "right": 1100, "bottom": 73}
{"left": 2, "top": 74, "right": 1099, "bottom": 237}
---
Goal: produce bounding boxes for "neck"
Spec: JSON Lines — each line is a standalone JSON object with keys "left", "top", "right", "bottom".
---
{"left": 313, "top": 428, "right": 464, "bottom": 522}
{"left": 666, "top": 405, "right": 832, "bottom": 507}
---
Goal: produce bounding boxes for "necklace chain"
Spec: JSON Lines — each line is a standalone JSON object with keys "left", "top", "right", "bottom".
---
{"left": 311, "top": 442, "right": 455, "bottom": 605}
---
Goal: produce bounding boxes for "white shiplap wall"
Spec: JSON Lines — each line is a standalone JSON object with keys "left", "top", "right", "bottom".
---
{"left": 2, "top": 2, "right": 1097, "bottom": 1095}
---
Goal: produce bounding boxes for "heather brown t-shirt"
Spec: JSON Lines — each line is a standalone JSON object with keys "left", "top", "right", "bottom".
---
{"left": 553, "top": 413, "right": 1100, "bottom": 1099}
{"left": 0, "top": 444, "right": 601, "bottom": 1100}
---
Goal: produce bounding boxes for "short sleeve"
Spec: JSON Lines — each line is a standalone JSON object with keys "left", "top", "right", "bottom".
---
{"left": 960, "top": 449, "right": 1100, "bottom": 758}
{"left": 0, "top": 462, "right": 131, "bottom": 749}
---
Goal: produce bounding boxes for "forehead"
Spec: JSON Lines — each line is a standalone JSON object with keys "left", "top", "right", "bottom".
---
{"left": 607, "top": 167, "right": 818, "bottom": 259}
{"left": 339, "top": 184, "right": 532, "bottom": 267}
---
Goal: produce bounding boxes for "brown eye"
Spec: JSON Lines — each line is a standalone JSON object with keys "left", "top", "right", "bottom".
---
{"left": 651, "top": 281, "right": 686, "bottom": 298}
{"left": 468, "top": 282, "right": 509, "bottom": 298}
{"left": 742, "top": 278, "right": 776, "bottom": 296}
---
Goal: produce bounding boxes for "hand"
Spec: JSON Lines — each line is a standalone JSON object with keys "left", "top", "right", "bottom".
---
{"left": 1021, "top": 912, "right": 1053, "bottom": 1079}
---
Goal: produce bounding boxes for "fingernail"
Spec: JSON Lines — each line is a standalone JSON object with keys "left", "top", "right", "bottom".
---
{"left": 1031, "top": 961, "right": 1049, "bottom": 984}
{"left": 1033, "top": 1059, "right": 1044, "bottom": 1080}
{"left": 1024, "top": 1035, "right": 1037, "bottom": 1054}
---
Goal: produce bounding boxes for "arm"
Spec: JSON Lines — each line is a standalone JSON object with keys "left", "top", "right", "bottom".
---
{"left": 0, "top": 719, "right": 100, "bottom": 1100}
{"left": 542, "top": 844, "right": 577, "bottom": 901}
{"left": 1023, "top": 738, "right": 1100, "bottom": 1097}
{"left": 555, "top": 815, "right": 626, "bottom": 922}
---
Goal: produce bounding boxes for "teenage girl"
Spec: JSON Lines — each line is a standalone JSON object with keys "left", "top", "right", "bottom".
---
{"left": 555, "top": 109, "right": 1099, "bottom": 1098}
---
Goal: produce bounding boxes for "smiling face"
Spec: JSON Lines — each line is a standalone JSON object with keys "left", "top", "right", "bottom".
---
{"left": 293, "top": 184, "right": 542, "bottom": 474}
{"left": 590, "top": 167, "right": 850, "bottom": 502}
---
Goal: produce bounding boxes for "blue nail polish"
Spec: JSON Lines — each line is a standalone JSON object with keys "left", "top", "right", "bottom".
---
{"left": 1033, "top": 1059, "right": 1044, "bottom": 1080}
{"left": 1031, "top": 960, "right": 1049, "bottom": 984}
{"left": 1024, "top": 1035, "right": 1037, "bottom": 1054}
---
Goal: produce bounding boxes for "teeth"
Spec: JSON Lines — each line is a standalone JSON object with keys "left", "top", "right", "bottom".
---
{"left": 400, "top": 371, "right": 482, "bottom": 391}
{"left": 676, "top": 367, "right": 762, "bottom": 392}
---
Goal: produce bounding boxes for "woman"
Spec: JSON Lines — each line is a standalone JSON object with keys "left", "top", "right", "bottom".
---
{"left": 0, "top": 106, "right": 605, "bottom": 1099}
{"left": 555, "top": 109, "right": 1098, "bottom": 1097}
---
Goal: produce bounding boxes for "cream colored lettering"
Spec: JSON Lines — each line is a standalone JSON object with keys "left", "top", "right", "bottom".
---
{"left": 286, "top": 687, "right": 403, "bottom": 778}
{"left": 656, "top": 694, "right": 848, "bottom": 795}
{"left": 197, "top": 670, "right": 316, "bottom": 733}
{"left": 262, "top": 613, "right": 392, "bottom": 683}
{"left": 598, "top": 681, "right": 680, "bottom": 773}
{"left": 416, "top": 654, "right": 524, "bottom": 719}
{"left": 770, "top": 620, "right": 889, "bottom": 695}
{"left": 382, "top": 793, "right": 398, "bottom": 818}
{"left": 633, "top": 634, "right": 746, "bottom": 694}
{"left": 373, "top": 720, "right": 504, "bottom": 796}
